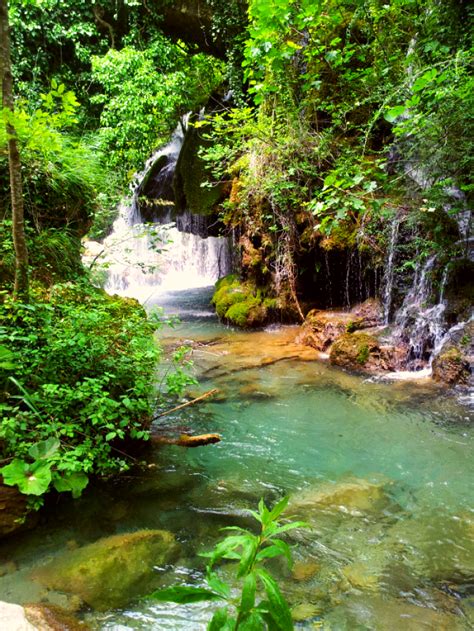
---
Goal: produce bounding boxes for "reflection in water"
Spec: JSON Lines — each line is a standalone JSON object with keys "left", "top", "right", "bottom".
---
{"left": 0, "top": 288, "right": 472, "bottom": 629}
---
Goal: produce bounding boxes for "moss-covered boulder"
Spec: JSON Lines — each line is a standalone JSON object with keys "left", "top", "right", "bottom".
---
{"left": 32, "top": 530, "right": 180, "bottom": 611}
{"left": 329, "top": 331, "right": 404, "bottom": 372}
{"left": 211, "top": 275, "right": 276, "bottom": 328}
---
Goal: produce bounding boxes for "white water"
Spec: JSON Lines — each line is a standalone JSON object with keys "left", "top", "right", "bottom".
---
{"left": 84, "top": 118, "right": 232, "bottom": 302}
{"left": 382, "top": 216, "right": 400, "bottom": 324}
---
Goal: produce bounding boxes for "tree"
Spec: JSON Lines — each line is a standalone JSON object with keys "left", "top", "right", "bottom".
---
{"left": 0, "top": 0, "right": 28, "bottom": 300}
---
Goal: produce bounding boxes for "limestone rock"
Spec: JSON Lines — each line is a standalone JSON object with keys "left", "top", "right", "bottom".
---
{"left": 32, "top": 529, "right": 180, "bottom": 611}
{"left": 0, "top": 601, "right": 36, "bottom": 631}
{"left": 342, "top": 562, "right": 379, "bottom": 591}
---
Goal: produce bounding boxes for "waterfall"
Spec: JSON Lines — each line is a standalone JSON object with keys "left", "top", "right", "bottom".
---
{"left": 382, "top": 217, "right": 400, "bottom": 324}
{"left": 394, "top": 255, "right": 448, "bottom": 368}
{"left": 85, "top": 117, "right": 232, "bottom": 302}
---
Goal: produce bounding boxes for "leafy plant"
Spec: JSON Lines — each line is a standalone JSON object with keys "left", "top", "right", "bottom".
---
{"left": 151, "top": 496, "right": 309, "bottom": 630}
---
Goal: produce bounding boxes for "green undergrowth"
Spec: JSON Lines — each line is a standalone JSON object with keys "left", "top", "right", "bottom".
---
{"left": 212, "top": 275, "right": 277, "bottom": 328}
{"left": 0, "top": 282, "right": 161, "bottom": 503}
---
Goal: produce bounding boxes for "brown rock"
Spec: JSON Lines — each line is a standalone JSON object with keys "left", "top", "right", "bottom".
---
{"left": 25, "top": 603, "right": 89, "bottom": 630}
{"left": 291, "top": 560, "right": 320, "bottom": 582}
{"left": 330, "top": 332, "right": 405, "bottom": 372}
{"left": 298, "top": 310, "right": 354, "bottom": 351}
{"left": 432, "top": 347, "right": 470, "bottom": 385}
{"left": 0, "top": 481, "right": 34, "bottom": 539}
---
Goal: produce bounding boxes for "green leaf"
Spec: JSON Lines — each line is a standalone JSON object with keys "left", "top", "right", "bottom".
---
{"left": 150, "top": 585, "right": 224, "bottom": 604}
{"left": 271, "top": 521, "right": 310, "bottom": 536}
{"left": 0, "top": 459, "right": 52, "bottom": 496}
{"left": 238, "top": 612, "right": 266, "bottom": 631}
{"left": 52, "top": 472, "right": 89, "bottom": 498}
{"left": 206, "top": 570, "right": 231, "bottom": 599}
{"left": 240, "top": 572, "right": 257, "bottom": 614}
{"left": 384, "top": 105, "right": 407, "bottom": 123}
{"left": 257, "top": 569, "right": 293, "bottom": 631}
{"left": 28, "top": 437, "right": 60, "bottom": 461}
{"left": 208, "top": 607, "right": 235, "bottom": 631}
{"left": 267, "top": 496, "right": 289, "bottom": 522}
{"left": 238, "top": 536, "right": 259, "bottom": 577}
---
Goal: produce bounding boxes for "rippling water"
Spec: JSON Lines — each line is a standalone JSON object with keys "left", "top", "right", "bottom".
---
{"left": 0, "top": 288, "right": 472, "bottom": 629}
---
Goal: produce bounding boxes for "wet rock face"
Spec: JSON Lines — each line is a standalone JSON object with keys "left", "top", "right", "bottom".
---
{"left": 298, "top": 299, "right": 384, "bottom": 353}
{"left": 0, "top": 481, "right": 32, "bottom": 539}
{"left": 432, "top": 320, "right": 473, "bottom": 386}
{"left": 329, "top": 331, "right": 404, "bottom": 372}
{"left": 32, "top": 530, "right": 180, "bottom": 611}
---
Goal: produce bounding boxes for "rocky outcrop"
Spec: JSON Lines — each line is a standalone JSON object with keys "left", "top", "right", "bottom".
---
{"left": 211, "top": 274, "right": 277, "bottom": 328}
{"left": 32, "top": 529, "right": 180, "bottom": 611}
{"left": 0, "top": 601, "right": 36, "bottom": 631}
{"left": 432, "top": 319, "right": 472, "bottom": 386}
{"left": 298, "top": 299, "right": 383, "bottom": 352}
{"left": 329, "top": 332, "right": 404, "bottom": 372}
{"left": 25, "top": 604, "right": 89, "bottom": 630}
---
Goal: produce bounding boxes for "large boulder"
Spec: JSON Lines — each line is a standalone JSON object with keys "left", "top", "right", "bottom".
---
{"left": 32, "top": 530, "right": 180, "bottom": 611}
{"left": 329, "top": 332, "right": 404, "bottom": 372}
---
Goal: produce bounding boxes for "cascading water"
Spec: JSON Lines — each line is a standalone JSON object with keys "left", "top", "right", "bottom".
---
{"left": 85, "top": 117, "right": 232, "bottom": 302}
{"left": 382, "top": 217, "right": 400, "bottom": 324}
{"left": 394, "top": 255, "right": 448, "bottom": 368}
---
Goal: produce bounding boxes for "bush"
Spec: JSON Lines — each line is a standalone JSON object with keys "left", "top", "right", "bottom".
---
{"left": 0, "top": 282, "right": 160, "bottom": 500}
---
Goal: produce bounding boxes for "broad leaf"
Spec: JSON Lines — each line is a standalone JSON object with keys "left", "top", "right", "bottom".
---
{"left": 237, "top": 536, "right": 259, "bottom": 577}
{"left": 384, "top": 105, "right": 407, "bottom": 123}
{"left": 0, "top": 459, "right": 52, "bottom": 496}
{"left": 53, "top": 472, "right": 89, "bottom": 498}
{"left": 28, "top": 437, "right": 60, "bottom": 461}
{"left": 206, "top": 570, "right": 231, "bottom": 599}
{"left": 150, "top": 585, "right": 224, "bottom": 604}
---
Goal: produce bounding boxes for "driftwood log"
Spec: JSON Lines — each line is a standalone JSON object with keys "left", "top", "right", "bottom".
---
{"left": 151, "top": 433, "right": 221, "bottom": 448}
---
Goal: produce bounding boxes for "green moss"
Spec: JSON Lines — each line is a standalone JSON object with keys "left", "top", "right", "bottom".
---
{"left": 357, "top": 344, "right": 370, "bottom": 364}
{"left": 211, "top": 276, "right": 275, "bottom": 328}
{"left": 225, "top": 297, "right": 260, "bottom": 327}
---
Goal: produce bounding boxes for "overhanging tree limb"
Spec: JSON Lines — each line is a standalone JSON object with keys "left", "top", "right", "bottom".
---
{"left": 0, "top": 0, "right": 29, "bottom": 301}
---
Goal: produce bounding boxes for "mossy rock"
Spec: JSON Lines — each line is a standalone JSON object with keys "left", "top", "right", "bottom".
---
{"left": 32, "top": 530, "right": 180, "bottom": 611}
{"left": 211, "top": 275, "right": 274, "bottom": 328}
{"left": 329, "top": 332, "right": 380, "bottom": 369}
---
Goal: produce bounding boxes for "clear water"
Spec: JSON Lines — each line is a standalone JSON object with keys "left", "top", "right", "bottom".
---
{"left": 0, "top": 288, "right": 473, "bottom": 630}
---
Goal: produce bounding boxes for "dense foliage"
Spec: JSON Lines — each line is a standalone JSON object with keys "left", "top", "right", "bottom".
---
{"left": 0, "top": 284, "right": 159, "bottom": 501}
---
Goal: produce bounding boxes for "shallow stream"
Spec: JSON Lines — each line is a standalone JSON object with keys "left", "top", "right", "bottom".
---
{"left": 0, "top": 288, "right": 473, "bottom": 629}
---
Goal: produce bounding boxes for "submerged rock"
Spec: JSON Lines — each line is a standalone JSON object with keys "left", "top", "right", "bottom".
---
{"left": 289, "top": 478, "right": 390, "bottom": 517}
{"left": 327, "top": 595, "right": 466, "bottom": 630}
{"left": 32, "top": 530, "right": 180, "bottom": 611}
{"left": 387, "top": 511, "right": 474, "bottom": 584}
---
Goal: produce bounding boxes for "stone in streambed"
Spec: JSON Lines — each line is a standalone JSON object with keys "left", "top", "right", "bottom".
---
{"left": 289, "top": 478, "right": 391, "bottom": 517}
{"left": 329, "top": 331, "right": 405, "bottom": 372}
{"left": 32, "top": 530, "right": 180, "bottom": 611}
{"left": 25, "top": 603, "right": 89, "bottom": 630}
{"left": 387, "top": 511, "right": 474, "bottom": 583}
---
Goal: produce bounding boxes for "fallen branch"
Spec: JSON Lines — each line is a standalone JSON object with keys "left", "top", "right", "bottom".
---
{"left": 155, "top": 389, "right": 219, "bottom": 418}
{"left": 152, "top": 433, "right": 221, "bottom": 448}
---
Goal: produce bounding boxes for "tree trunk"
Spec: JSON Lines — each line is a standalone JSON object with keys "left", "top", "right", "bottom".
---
{"left": 0, "top": 0, "right": 29, "bottom": 301}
